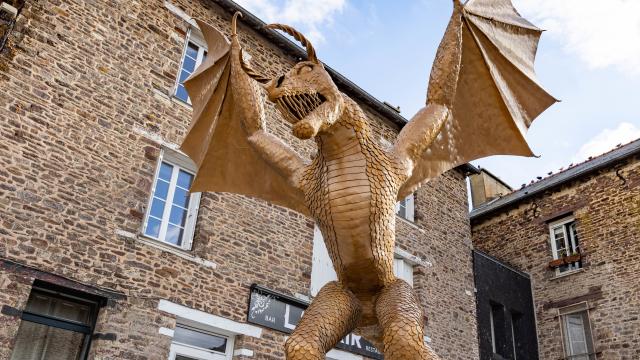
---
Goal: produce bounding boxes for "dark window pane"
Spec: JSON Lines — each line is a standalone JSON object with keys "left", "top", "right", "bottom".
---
{"left": 182, "top": 55, "right": 197, "bottom": 73}
{"left": 174, "top": 326, "right": 227, "bottom": 353}
{"left": 11, "top": 321, "right": 84, "bottom": 360}
{"left": 165, "top": 224, "right": 184, "bottom": 246}
{"left": 145, "top": 217, "right": 162, "bottom": 238}
{"left": 173, "top": 188, "right": 190, "bottom": 208}
{"left": 25, "top": 293, "right": 91, "bottom": 325}
{"left": 186, "top": 42, "right": 199, "bottom": 59}
{"left": 159, "top": 162, "right": 173, "bottom": 181}
{"left": 169, "top": 206, "right": 188, "bottom": 227}
{"left": 150, "top": 198, "right": 166, "bottom": 219}
{"left": 177, "top": 170, "right": 193, "bottom": 189}
{"left": 154, "top": 180, "right": 170, "bottom": 199}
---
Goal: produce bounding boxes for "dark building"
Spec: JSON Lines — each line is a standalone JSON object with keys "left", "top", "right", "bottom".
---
{"left": 474, "top": 251, "right": 538, "bottom": 360}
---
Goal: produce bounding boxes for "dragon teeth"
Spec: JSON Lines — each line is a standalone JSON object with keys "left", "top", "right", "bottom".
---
{"left": 277, "top": 93, "right": 326, "bottom": 121}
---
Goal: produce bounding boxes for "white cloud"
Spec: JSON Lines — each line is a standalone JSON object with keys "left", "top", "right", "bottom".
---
{"left": 513, "top": 0, "right": 640, "bottom": 74}
{"left": 572, "top": 122, "right": 640, "bottom": 163}
{"left": 234, "top": 0, "right": 346, "bottom": 44}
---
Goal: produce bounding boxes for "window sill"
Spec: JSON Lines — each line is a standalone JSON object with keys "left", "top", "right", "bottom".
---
{"left": 116, "top": 229, "right": 217, "bottom": 269}
{"left": 151, "top": 88, "right": 193, "bottom": 110}
{"left": 396, "top": 215, "right": 423, "bottom": 232}
{"left": 551, "top": 268, "right": 584, "bottom": 280}
{"left": 171, "top": 94, "right": 193, "bottom": 109}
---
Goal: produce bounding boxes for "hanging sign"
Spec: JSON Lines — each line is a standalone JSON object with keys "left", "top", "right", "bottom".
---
{"left": 247, "top": 285, "right": 383, "bottom": 359}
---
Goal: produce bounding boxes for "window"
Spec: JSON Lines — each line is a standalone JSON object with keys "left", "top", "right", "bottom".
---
{"left": 169, "top": 324, "right": 234, "bottom": 360}
{"left": 549, "top": 217, "right": 582, "bottom": 274}
{"left": 310, "top": 226, "right": 338, "bottom": 296}
{"left": 488, "top": 303, "right": 521, "bottom": 359}
{"left": 10, "top": 283, "right": 101, "bottom": 360}
{"left": 559, "top": 303, "right": 596, "bottom": 360}
{"left": 310, "top": 226, "right": 415, "bottom": 296}
{"left": 396, "top": 194, "right": 415, "bottom": 221}
{"left": 490, "top": 302, "right": 507, "bottom": 357}
{"left": 175, "top": 28, "right": 207, "bottom": 103}
{"left": 143, "top": 149, "right": 201, "bottom": 250}
{"left": 393, "top": 257, "right": 414, "bottom": 286}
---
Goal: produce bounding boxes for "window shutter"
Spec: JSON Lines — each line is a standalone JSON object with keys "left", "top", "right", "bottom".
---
{"left": 405, "top": 194, "right": 415, "bottom": 222}
{"left": 310, "top": 226, "right": 337, "bottom": 296}
{"left": 183, "top": 192, "right": 201, "bottom": 250}
{"left": 394, "top": 258, "right": 414, "bottom": 287}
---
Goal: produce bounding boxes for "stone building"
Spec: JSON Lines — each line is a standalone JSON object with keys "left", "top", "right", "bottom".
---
{"left": 471, "top": 140, "right": 640, "bottom": 360}
{"left": 0, "top": 0, "right": 479, "bottom": 359}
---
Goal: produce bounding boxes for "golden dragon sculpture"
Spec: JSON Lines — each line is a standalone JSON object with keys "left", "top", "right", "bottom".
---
{"left": 180, "top": 1, "right": 556, "bottom": 358}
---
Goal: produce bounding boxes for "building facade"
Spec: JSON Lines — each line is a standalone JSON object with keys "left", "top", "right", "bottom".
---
{"left": 0, "top": 1, "right": 479, "bottom": 359}
{"left": 471, "top": 140, "right": 640, "bottom": 360}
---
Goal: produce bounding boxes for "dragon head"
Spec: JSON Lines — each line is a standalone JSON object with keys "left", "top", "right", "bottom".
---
{"left": 261, "top": 24, "right": 344, "bottom": 140}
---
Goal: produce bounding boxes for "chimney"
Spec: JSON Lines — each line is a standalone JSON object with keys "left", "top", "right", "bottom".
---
{"left": 469, "top": 169, "right": 512, "bottom": 209}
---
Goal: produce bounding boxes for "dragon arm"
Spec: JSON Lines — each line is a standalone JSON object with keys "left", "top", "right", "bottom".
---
{"left": 229, "top": 30, "right": 307, "bottom": 188}
{"left": 392, "top": 0, "right": 462, "bottom": 178}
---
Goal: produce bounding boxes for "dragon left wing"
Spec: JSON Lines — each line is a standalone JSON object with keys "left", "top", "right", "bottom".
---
{"left": 180, "top": 19, "right": 310, "bottom": 216}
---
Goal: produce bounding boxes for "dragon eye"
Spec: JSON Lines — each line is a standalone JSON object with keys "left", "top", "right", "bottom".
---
{"left": 298, "top": 64, "right": 314, "bottom": 74}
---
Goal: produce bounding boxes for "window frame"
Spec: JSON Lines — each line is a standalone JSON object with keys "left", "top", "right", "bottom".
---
{"left": 393, "top": 257, "right": 414, "bottom": 287}
{"left": 548, "top": 216, "right": 581, "bottom": 275}
{"left": 310, "top": 226, "right": 417, "bottom": 295}
{"left": 142, "top": 148, "right": 201, "bottom": 251}
{"left": 558, "top": 302, "right": 597, "bottom": 360}
{"left": 168, "top": 323, "right": 235, "bottom": 360}
{"left": 396, "top": 193, "right": 415, "bottom": 222}
{"left": 11, "top": 283, "right": 103, "bottom": 360}
{"left": 174, "top": 27, "right": 207, "bottom": 104}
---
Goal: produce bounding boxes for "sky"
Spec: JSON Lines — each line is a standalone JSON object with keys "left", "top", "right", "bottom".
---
{"left": 234, "top": 0, "right": 640, "bottom": 188}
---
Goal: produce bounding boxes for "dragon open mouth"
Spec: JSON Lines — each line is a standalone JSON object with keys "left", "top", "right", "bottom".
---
{"left": 276, "top": 92, "right": 327, "bottom": 122}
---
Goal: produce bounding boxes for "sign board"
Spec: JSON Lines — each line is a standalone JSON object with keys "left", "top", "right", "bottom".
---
{"left": 247, "top": 285, "right": 383, "bottom": 359}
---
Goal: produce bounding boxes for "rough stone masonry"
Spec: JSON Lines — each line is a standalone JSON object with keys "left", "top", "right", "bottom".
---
{"left": 472, "top": 144, "right": 640, "bottom": 360}
{"left": 0, "top": 0, "right": 478, "bottom": 359}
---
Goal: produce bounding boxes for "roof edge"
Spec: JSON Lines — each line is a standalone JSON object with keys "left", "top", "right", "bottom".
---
{"left": 470, "top": 139, "right": 640, "bottom": 221}
{"left": 213, "top": 0, "right": 409, "bottom": 128}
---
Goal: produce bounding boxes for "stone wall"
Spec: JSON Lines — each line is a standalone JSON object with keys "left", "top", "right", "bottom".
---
{"left": 471, "top": 155, "right": 640, "bottom": 360}
{"left": 0, "top": 0, "right": 478, "bottom": 359}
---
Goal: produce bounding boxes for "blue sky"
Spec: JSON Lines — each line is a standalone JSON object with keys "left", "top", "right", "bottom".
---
{"left": 235, "top": 0, "right": 640, "bottom": 188}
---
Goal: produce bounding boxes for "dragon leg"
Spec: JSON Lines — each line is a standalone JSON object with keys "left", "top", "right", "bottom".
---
{"left": 376, "top": 279, "right": 440, "bottom": 360}
{"left": 285, "top": 281, "right": 361, "bottom": 360}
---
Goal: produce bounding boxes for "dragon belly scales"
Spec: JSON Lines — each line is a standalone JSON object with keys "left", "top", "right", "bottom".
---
{"left": 293, "top": 97, "right": 428, "bottom": 358}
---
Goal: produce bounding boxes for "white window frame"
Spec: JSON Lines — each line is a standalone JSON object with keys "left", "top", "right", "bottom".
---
{"left": 174, "top": 27, "right": 207, "bottom": 104}
{"left": 310, "top": 226, "right": 338, "bottom": 296}
{"left": 168, "top": 323, "right": 235, "bottom": 360}
{"left": 393, "top": 257, "right": 414, "bottom": 287}
{"left": 558, "top": 302, "right": 597, "bottom": 360}
{"left": 549, "top": 216, "right": 581, "bottom": 275}
{"left": 142, "top": 148, "right": 201, "bottom": 251}
{"left": 310, "top": 226, "right": 416, "bottom": 295}
{"left": 396, "top": 194, "right": 415, "bottom": 222}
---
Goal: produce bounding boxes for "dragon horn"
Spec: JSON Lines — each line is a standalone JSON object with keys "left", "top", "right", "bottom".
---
{"left": 265, "top": 23, "right": 319, "bottom": 63}
{"left": 231, "top": 12, "right": 270, "bottom": 84}
{"left": 232, "top": 11, "right": 242, "bottom": 36}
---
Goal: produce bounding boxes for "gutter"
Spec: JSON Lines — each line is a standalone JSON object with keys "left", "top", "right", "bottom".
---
{"left": 470, "top": 139, "right": 640, "bottom": 221}
{"left": 213, "top": 0, "right": 409, "bottom": 128}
